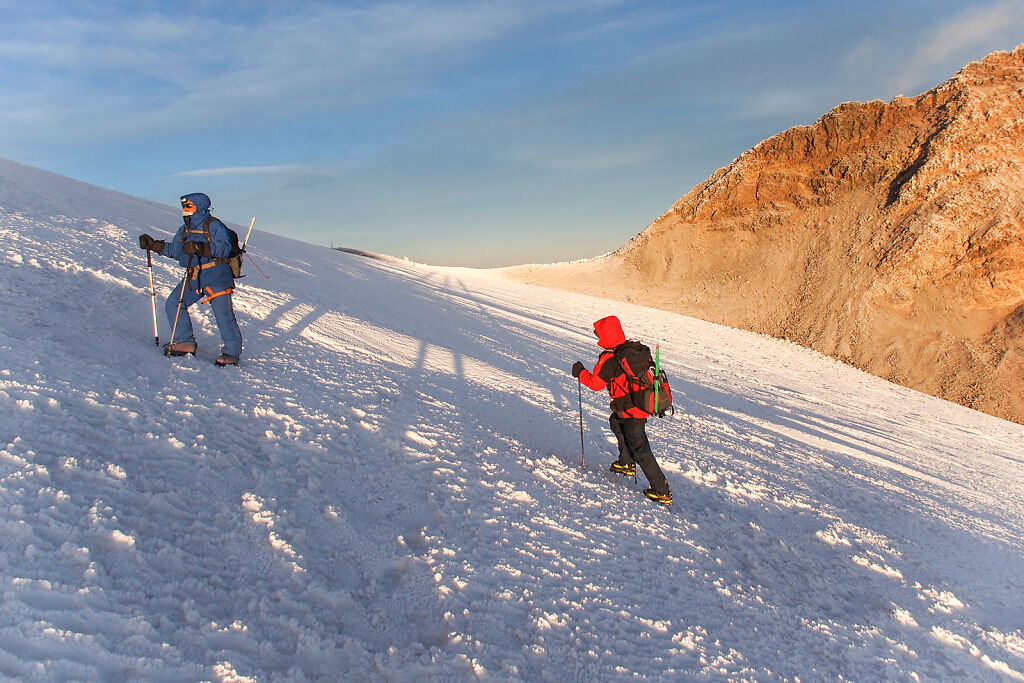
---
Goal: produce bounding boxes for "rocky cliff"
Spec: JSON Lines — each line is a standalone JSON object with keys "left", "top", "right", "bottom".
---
{"left": 503, "top": 45, "right": 1024, "bottom": 424}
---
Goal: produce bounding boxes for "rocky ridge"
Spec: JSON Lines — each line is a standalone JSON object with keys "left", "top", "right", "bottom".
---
{"left": 503, "top": 45, "right": 1024, "bottom": 424}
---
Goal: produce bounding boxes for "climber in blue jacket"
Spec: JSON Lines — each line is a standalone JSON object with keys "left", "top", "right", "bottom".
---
{"left": 138, "top": 193, "right": 242, "bottom": 366}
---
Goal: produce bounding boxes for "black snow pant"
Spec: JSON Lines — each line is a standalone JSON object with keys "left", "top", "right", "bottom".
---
{"left": 609, "top": 413, "right": 669, "bottom": 494}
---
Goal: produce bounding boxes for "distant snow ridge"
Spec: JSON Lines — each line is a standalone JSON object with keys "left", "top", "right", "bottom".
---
{"left": 1, "top": 156, "right": 1023, "bottom": 680}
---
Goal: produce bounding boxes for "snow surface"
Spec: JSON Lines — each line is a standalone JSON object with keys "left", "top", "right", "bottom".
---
{"left": 1, "top": 156, "right": 1023, "bottom": 681}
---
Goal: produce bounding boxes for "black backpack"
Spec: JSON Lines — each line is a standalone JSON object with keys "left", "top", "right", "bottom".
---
{"left": 605, "top": 340, "right": 674, "bottom": 417}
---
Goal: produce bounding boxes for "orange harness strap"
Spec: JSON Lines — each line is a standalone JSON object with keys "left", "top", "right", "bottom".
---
{"left": 199, "top": 286, "right": 234, "bottom": 304}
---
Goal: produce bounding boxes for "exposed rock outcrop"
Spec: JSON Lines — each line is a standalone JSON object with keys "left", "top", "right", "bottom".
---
{"left": 503, "top": 45, "right": 1024, "bottom": 423}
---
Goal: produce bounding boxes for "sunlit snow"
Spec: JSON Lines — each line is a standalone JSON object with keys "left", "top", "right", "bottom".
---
{"left": 1, "top": 157, "right": 1022, "bottom": 680}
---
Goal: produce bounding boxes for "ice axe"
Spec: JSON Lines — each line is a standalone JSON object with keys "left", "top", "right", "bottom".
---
{"left": 240, "top": 216, "right": 271, "bottom": 279}
{"left": 242, "top": 216, "right": 255, "bottom": 250}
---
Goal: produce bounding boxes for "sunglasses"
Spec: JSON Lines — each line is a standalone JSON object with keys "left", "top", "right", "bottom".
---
{"left": 180, "top": 199, "right": 196, "bottom": 208}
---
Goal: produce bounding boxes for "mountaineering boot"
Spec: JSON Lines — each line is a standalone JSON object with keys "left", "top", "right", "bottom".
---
{"left": 163, "top": 341, "right": 197, "bottom": 357}
{"left": 643, "top": 488, "right": 673, "bottom": 505}
{"left": 610, "top": 462, "right": 636, "bottom": 476}
{"left": 215, "top": 354, "right": 239, "bottom": 366}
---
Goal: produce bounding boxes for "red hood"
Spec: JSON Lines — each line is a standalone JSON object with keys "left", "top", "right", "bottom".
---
{"left": 593, "top": 316, "right": 625, "bottom": 348}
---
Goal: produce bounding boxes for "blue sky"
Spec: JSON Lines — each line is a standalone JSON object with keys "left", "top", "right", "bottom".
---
{"left": 2, "top": 1, "right": 1022, "bottom": 266}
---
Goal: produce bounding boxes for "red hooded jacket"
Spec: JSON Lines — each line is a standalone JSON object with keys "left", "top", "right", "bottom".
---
{"left": 578, "top": 315, "right": 649, "bottom": 418}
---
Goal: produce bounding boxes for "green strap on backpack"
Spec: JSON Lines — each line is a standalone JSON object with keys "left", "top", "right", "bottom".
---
{"left": 654, "top": 345, "right": 660, "bottom": 412}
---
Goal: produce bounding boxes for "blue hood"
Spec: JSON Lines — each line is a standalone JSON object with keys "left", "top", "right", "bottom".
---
{"left": 181, "top": 192, "right": 212, "bottom": 227}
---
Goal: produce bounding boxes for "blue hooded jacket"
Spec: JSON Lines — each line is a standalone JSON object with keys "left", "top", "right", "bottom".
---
{"left": 163, "top": 192, "right": 236, "bottom": 292}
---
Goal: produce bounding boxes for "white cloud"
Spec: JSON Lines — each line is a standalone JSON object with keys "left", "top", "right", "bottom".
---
{"left": 892, "top": 0, "right": 1024, "bottom": 94}
{"left": 173, "top": 165, "right": 318, "bottom": 178}
{"left": 0, "top": 1, "right": 611, "bottom": 143}
{"left": 173, "top": 164, "right": 339, "bottom": 191}
{"left": 843, "top": 36, "right": 884, "bottom": 73}
{"left": 912, "top": 1, "right": 1022, "bottom": 65}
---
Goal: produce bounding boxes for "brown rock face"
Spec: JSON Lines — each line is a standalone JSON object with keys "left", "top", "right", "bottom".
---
{"left": 503, "top": 45, "right": 1024, "bottom": 424}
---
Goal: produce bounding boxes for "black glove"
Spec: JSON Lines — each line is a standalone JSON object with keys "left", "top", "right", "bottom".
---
{"left": 138, "top": 234, "right": 165, "bottom": 254}
{"left": 571, "top": 361, "right": 586, "bottom": 378}
{"left": 182, "top": 240, "right": 212, "bottom": 257}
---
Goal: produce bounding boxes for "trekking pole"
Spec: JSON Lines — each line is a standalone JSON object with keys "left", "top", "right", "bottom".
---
{"left": 167, "top": 253, "right": 194, "bottom": 351}
{"left": 577, "top": 378, "right": 586, "bottom": 469}
{"left": 146, "top": 248, "right": 159, "bottom": 346}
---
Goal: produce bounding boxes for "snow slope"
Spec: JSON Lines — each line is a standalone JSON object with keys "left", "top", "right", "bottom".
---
{"left": 1, "top": 156, "right": 1023, "bottom": 681}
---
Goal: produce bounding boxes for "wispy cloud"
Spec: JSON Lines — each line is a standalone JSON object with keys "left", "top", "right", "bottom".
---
{"left": 173, "top": 164, "right": 339, "bottom": 192}
{"left": 911, "top": 0, "right": 1023, "bottom": 65}
{"left": 0, "top": 1, "right": 613, "bottom": 142}
{"left": 173, "top": 165, "right": 319, "bottom": 178}
{"left": 4, "top": 1, "right": 1021, "bottom": 267}
{"left": 891, "top": 0, "right": 1024, "bottom": 94}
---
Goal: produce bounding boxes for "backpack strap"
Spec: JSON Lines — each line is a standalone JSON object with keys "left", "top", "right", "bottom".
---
{"left": 597, "top": 344, "right": 633, "bottom": 383}
{"left": 596, "top": 349, "right": 620, "bottom": 383}
{"left": 180, "top": 216, "right": 214, "bottom": 240}
{"left": 612, "top": 341, "right": 654, "bottom": 386}
{"left": 195, "top": 216, "right": 235, "bottom": 266}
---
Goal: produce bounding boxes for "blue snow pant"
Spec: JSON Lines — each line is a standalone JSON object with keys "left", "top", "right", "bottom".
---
{"left": 165, "top": 278, "right": 242, "bottom": 357}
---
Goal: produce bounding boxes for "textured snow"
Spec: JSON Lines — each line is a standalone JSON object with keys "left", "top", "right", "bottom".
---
{"left": 1, "top": 156, "right": 1023, "bottom": 681}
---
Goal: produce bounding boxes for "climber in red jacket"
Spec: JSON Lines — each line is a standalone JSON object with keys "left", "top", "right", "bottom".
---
{"left": 572, "top": 315, "right": 672, "bottom": 505}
